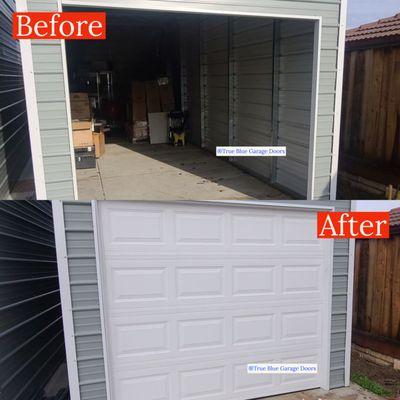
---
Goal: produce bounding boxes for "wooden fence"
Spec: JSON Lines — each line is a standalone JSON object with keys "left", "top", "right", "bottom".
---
{"left": 353, "top": 235, "right": 400, "bottom": 357}
{"left": 341, "top": 45, "right": 400, "bottom": 166}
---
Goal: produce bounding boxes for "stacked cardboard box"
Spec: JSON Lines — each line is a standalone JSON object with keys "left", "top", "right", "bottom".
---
{"left": 70, "top": 92, "right": 106, "bottom": 167}
{"left": 70, "top": 93, "right": 93, "bottom": 150}
{"left": 93, "top": 130, "right": 105, "bottom": 158}
{"left": 70, "top": 92, "right": 91, "bottom": 120}
{"left": 158, "top": 79, "right": 175, "bottom": 112}
{"left": 131, "top": 79, "right": 176, "bottom": 142}
{"left": 131, "top": 81, "right": 149, "bottom": 141}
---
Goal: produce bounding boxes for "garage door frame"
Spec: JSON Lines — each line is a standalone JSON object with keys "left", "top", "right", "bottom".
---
{"left": 92, "top": 200, "right": 335, "bottom": 400}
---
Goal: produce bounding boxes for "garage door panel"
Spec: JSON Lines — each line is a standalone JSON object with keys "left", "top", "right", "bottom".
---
{"left": 105, "top": 257, "right": 325, "bottom": 311}
{"left": 113, "top": 348, "right": 323, "bottom": 400}
{"left": 100, "top": 203, "right": 326, "bottom": 255}
{"left": 98, "top": 203, "right": 331, "bottom": 399}
{"left": 108, "top": 304, "right": 323, "bottom": 369}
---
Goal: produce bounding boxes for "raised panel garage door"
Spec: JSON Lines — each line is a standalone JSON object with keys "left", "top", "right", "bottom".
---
{"left": 97, "top": 202, "right": 332, "bottom": 400}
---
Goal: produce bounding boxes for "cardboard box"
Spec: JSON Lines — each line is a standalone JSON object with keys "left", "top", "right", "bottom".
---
{"left": 72, "top": 119, "right": 91, "bottom": 130}
{"left": 133, "top": 101, "right": 147, "bottom": 121}
{"left": 145, "top": 81, "right": 161, "bottom": 113}
{"left": 133, "top": 120, "right": 149, "bottom": 141}
{"left": 159, "top": 83, "right": 175, "bottom": 108}
{"left": 93, "top": 132, "right": 105, "bottom": 158}
{"left": 132, "top": 81, "right": 146, "bottom": 103}
{"left": 73, "top": 129, "right": 93, "bottom": 148}
{"left": 70, "top": 92, "right": 90, "bottom": 120}
{"left": 70, "top": 92, "right": 89, "bottom": 102}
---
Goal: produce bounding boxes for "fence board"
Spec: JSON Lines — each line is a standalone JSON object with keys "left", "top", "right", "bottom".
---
{"left": 353, "top": 235, "right": 400, "bottom": 357}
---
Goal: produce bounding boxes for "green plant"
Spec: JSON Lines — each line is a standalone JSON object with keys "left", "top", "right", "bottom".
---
{"left": 351, "top": 372, "right": 394, "bottom": 398}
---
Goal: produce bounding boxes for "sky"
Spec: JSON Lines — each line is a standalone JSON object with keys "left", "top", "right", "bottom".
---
{"left": 354, "top": 201, "right": 400, "bottom": 211}
{"left": 347, "top": 0, "right": 400, "bottom": 28}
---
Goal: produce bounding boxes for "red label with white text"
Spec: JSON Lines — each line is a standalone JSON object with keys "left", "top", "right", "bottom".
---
{"left": 317, "top": 212, "right": 390, "bottom": 239}
{"left": 13, "top": 12, "right": 106, "bottom": 40}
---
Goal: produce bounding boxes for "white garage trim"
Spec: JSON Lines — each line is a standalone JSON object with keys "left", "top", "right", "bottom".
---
{"left": 58, "top": 0, "right": 79, "bottom": 200}
{"left": 92, "top": 201, "right": 113, "bottom": 400}
{"left": 330, "top": 0, "right": 348, "bottom": 200}
{"left": 344, "top": 237, "right": 355, "bottom": 386}
{"left": 92, "top": 201, "right": 335, "bottom": 399}
{"left": 16, "top": 0, "right": 47, "bottom": 200}
{"left": 62, "top": 0, "right": 320, "bottom": 21}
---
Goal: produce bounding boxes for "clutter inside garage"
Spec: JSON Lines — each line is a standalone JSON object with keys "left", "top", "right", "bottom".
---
{"left": 66, "top": 9, "right": 190, "bottom": 169}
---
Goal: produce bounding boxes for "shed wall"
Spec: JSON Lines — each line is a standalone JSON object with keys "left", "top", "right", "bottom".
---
{"left": 0, "top": 201, "right": 65, "bottom": 400}
{"left": 60, "top": 200, "right": 351, "bottom": 398}
{"left": 0, "top": 0, "right": 32, "bottom": 198}
{"left": 25, "top": 0, "right": 343, "bottom": 200}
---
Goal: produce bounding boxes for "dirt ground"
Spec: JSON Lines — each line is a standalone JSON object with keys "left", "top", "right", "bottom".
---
{"left": 351, "top": 351, "right": 400, "bottom": 398}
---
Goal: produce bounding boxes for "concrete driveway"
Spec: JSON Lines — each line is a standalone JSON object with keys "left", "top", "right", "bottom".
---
{"left": 76, "top": 141, "right": 288, "bottom": 200}
{"left": 262, "top": 384, "right": 386, "bottom": 400}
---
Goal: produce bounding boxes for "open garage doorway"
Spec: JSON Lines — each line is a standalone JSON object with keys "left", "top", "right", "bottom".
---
{"left": 64, "top": 6, "right": 319, "bottom": 200}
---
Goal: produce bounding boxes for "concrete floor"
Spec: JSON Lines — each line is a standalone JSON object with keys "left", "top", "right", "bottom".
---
{"left": 262, "top": 384, "right": 385, "bottom": 400}
{"left": 77, "top": 141, "right": 288, "bottom": 200}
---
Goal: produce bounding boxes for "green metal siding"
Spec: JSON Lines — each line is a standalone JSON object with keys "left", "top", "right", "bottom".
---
{"left": 28, "top": 0, "right": 75, "bottom": 199}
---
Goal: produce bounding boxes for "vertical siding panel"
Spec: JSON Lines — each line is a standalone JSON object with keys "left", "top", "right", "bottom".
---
{"left": 62, "top": 202, "right": 108, "bottom": 400}
{"left": 202, "top": 16, "right": 230, "bottom": 151}
{"left": 232, "top": 17, "right": 274, "bottom": 180}
{"left": 27, "top": 0, "right": 75, "bottom": 199}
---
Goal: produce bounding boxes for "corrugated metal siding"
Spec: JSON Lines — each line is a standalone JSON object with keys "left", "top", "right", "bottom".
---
{"left": 201, "top": 16, "right": 230, "bottom": 151}
{"left": 0, "top": 201, "right": 65, "bottom": 400}
{"left": 232, "top": 17, "right": 274, "bottom": 180}
{"left": 275, "top": 20, "right": 314, "bottom": 197}
{"left": 181, "top": 16, "right": 202, "bottom": 146}
{"left": 330, "top": 201, "right": 351, "bottom": 389}
{"left": 0, "top": 0, "right": 32, "bottom": 198}
{"left": 62, "top": 202, "right": 108, "bottom": 400}
{"left": 27, "top": 0, "right": 75, "bottom": 199}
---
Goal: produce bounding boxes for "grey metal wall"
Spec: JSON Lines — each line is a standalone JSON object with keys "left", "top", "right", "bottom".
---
{"left": 59, "top": 200, "right": 351, "bottom": 395}
{"left": 0, "top": 201, "right": 66, "bottom": 400}
{"left": 329, "top": 200, "right": 351, "bottom": 388}
{"left": 27, "top": 0, "right": 76, "bottom": 200}
{"left": 232, "top": 16, "right": 274, "bottom": 181}
{"left": 0, "top": 0, "right": 32, "bottom": 199}
{"left": 275, "top": 20, "right": 314, "bottom": 197}
{"left": 180, "top": 16, "right": 202, "bottom": 147}
{"left": 201, "top": 16, "right": 230, "bottom": 151}
{"left": 62, "top": 201, "right": 108, "bottom": 400}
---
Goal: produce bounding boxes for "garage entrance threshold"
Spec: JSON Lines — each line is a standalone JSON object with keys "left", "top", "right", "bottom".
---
{"left": 77, "top": 141, "right": 289, "bottom": 200}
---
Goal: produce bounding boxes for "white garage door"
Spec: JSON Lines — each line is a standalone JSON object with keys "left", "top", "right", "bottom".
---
{"left": 97, "top": 202, "right": 332, "bottom": 400}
